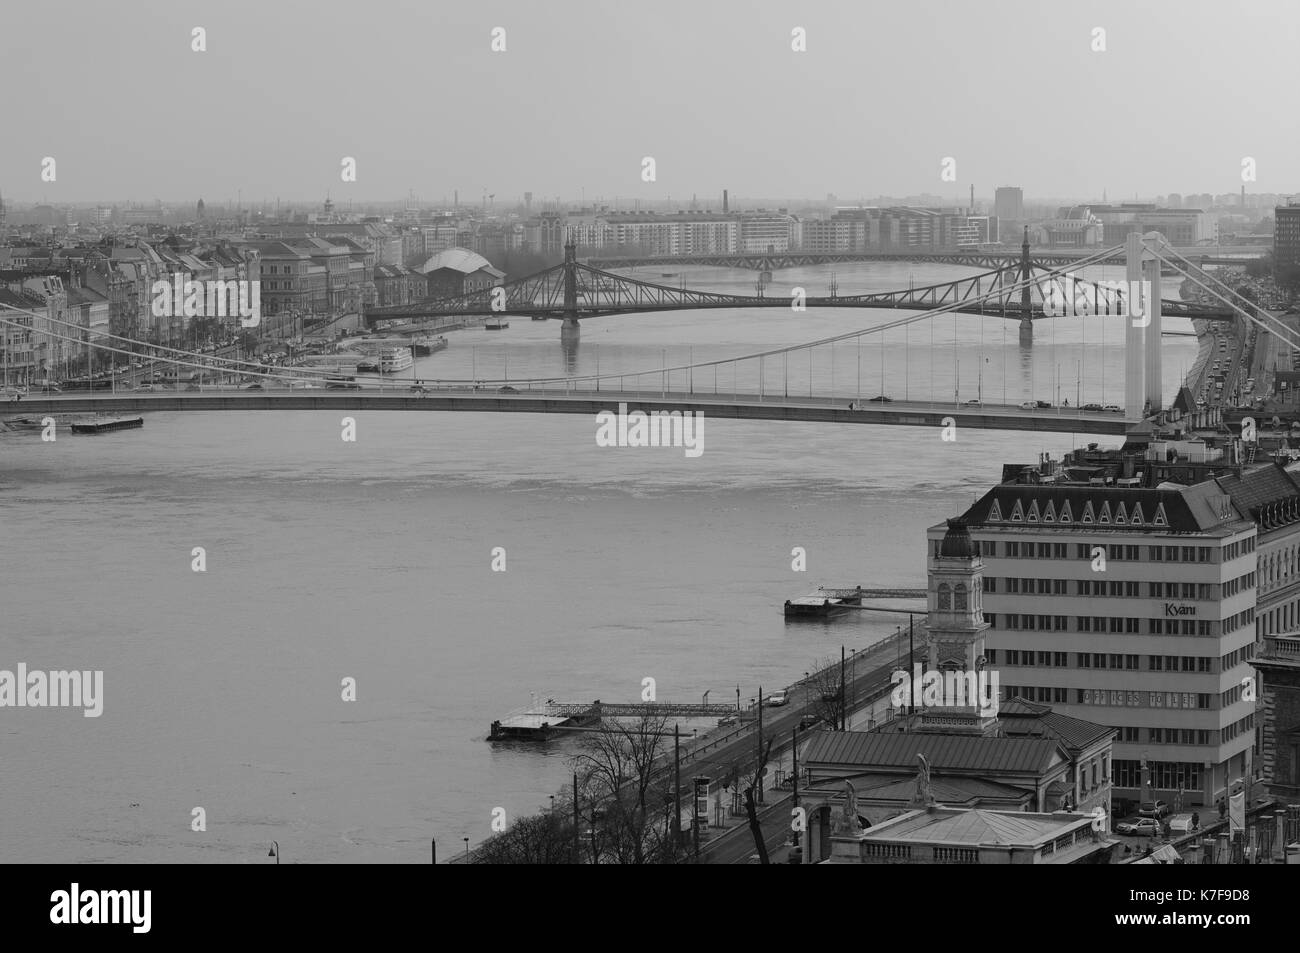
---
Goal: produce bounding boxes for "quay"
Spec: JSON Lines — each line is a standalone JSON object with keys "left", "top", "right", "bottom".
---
{"left": 785, "top": 586, "right": 926, "bottom": 619}
{"left": 488, "top": 698, "right": 740, "bottom": 741}
{"left": 69, "top": 416, "right": 144, "bottom": 434}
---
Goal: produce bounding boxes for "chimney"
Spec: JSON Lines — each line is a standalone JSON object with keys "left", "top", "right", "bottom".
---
{"left": 723, "top": 189, "right": 729, "bottom": 213}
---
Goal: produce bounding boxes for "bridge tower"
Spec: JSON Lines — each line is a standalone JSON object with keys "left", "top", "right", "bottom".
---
{"left": 1018, "top": 227, "right": 1033, "bottom": 345}
{"left": 561, "top": 237, "right": 580, "bottom": 342}
{"left": 1123, "top": 231, "right": 1164, "bottom": 418}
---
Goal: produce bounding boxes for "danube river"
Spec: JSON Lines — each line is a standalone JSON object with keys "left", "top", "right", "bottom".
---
{"left": 0, "top": 261, "right": 1197, "bottom": 862}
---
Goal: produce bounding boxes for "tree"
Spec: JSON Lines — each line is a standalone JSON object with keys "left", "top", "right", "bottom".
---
{"left": 573, "top": 713, "right": 686, "bottom": 865}
{"left": 806, "top": 656, "right": 845, "bottom": 729}
{"left": 473, "top": 809, "right": 575, "bottom": 865}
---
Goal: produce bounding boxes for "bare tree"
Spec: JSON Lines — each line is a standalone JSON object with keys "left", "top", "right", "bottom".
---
{"left": 806, "top": 655, "right": 845, "bottom": 730}
{"left": 474, "top": 809, "right": 575, "bottom": 865}
{"left": 573, "top": 713, "right": 685, "bottom": 864}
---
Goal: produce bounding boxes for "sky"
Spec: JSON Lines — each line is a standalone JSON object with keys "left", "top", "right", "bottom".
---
{"left": 1, "top": 0, "right": 1295, "bottom": 206}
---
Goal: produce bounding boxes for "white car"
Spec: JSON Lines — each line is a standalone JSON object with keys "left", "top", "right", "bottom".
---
{"left": 1103, "top": 405, "right": 1123, "bottom": 414}
{"left": 1019, "top": 401, "right": 1037, "bottom": 411}
{"left": 765, "top": 690, "right": 790, "bottom": 707}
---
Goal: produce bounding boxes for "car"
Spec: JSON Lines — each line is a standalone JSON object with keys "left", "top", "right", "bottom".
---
{"left": 242, "top": 383, "right": 263, "bottom": 391}
{"left": 1103, "top": 404, "right": 1123, "bottom": 413}
{"left": 1138, "top": 800, "right": 1170, "bottom": 819}
{"left": 1035, "top": 400, "right": 1052, "bottom": 408}
{"left": 497, "top": 385, "right": 519, "bottom": 394}
{"left": 1019, "top": 401, "right": 1037, "bottom": 410}
{"left": 132, "top": 361, "right": 144, "bottom": 368}
{"left": 1196, "top": 398, "right": 1207, "bottom": 407}
{"left": 765, "top": 690, "right": 790, "bottom": 707}
{"left": 867, "top": 394, "right": 893, "bottom": 403}
{"left": 409, "top": 385, "right": 428, "bottom": 395}
{"left": 1082, "top": 403, "right": 1104, "bottom": 412}
{"left": 326, "top": 381, "right": 362, "bottom": 390}
{"left": 963, "top": 399, "right": 982, "bottom": 407}
{"left": 1168, "top": 814, "right": 1200, "bottom": 835}
{"left": 132, "top": 384, "right": 156, "bottom": 392}
{"left": 184, "top": 384, "right": 201, "bottom": 392}
{"left": 1116, "top": 817, "right": 1162, "bottom": 837}
{"left": 797, "top": 713, "right": 823, "bottom": 732}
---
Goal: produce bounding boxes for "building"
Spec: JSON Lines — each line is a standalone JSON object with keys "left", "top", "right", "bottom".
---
{"left": 1042, "top": 206, "right": 1104, "bottom": 247}
{"left": 416, "top": 247, "right": 504, "bottom": 299}
{"left": 826, "top": 805, "right": 1113, "bottom": 864}
{"left": 1275, "top": 204, "right": 1300, "bottom": 275}
{"left": 736, "top": 211, "right": 797, "bottom": 253}
{"left": 995, "top": 187, "right": 1024, "bottom": 223}
{"left": 1253, "top": 633, "right": 1300, "bottom": 804}
{"left": 796, "top": 518, "right": 1117, "bottom": 862}
{"left": 929, "top": 469, "right": 1263, "bottom": 810}
{"left": 601, "top": 212, "right": 736, "bottom": 256}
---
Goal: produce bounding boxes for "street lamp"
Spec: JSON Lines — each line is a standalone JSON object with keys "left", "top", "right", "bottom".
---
{"left": 588, "top": 809, "right": 604, "bottom": 864}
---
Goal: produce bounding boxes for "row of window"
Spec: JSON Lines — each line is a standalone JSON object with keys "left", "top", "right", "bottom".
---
{"left": 988, "top": 576, "right": 1254, "bottom": 600}
{"left": 1223, "top": 713, "right": 1256, "bottom": 743}
{"left": 1077, "top": 688, "right": 1212, "bottom": 710}
{"left": 986, "top": 610, "right": 1255, "bottom": 636}
{"left": 992, "top": 648, "right": 1231, "bottom": 673}
{"left": 1113, "top": 760, "right": 1204, "bottom": 791}
{"left": 982, "top": 540, "right": 1257, "bottom": 563}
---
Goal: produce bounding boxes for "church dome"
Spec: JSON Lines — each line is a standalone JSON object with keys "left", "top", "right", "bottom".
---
{"left": 939, "top": 518, "right": 977, "bottom": 558}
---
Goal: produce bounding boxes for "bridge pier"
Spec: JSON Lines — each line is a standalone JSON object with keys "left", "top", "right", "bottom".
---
{"left": 560, "top": 317, "right": 580, "bottom": 343}
{"left": 1018, "top": 313, "right": 1033, "bottom": 345}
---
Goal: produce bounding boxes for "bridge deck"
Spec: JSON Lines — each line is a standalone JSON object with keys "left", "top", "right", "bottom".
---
{"left": 5, "top": 391, "right": 1134, "bottom": 436}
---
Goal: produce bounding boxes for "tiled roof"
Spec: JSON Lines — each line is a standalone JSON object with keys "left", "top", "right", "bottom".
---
{"left": 997, "top": 697, "right": 1116, "bottom": 750}
{"left": 961, "top": 480, "right": 1248, "bottom": 534}
{"left": 807, "top": 773, "right": 1029, "bottom": 805}
{"left": 1216, "top": 464, "right": 1300, "bottom": 514}
{"left": 870, "top": 808, "right": 1086, "bottom": 845}
{"left": 800, "top": 730, "right": 1066, "bottom": 775}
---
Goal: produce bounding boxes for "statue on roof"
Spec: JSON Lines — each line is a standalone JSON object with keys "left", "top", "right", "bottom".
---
{"left": 913, "top": 753, "right": 935, "bottom": 807}
{"left": 832, "top": 779, "right": 860, "bottom": 835}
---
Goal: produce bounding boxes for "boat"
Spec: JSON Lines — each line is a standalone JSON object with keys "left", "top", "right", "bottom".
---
{"left": 411, "top": 336, "right": 448, "bottom": 356}
{"left": 531, "top": 315, "right": 549, "bottom": 321}
{"left": 71, "top": 416, "right": 144, "bottom": 435}
{"left": 661, "top": 272, "right": 676, "bottom": 278}
{"left": 378, "top": 349, "right": 414, "bottom": 373}
{"left": 485, "top": 318, "right": 509, "bottom": 330}
{"left": 784, "top": 586, "right": 866, "bottom": 620}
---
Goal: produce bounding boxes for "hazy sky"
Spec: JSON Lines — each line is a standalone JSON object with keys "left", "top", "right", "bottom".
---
{"left": 2, "top": 0, "right": 1295, "bottom": 205}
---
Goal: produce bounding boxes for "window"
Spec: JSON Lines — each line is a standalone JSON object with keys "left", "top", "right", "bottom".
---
{"left": 938, "top": 584, "right": 951, "bottom": 610}
{"left": 954, "top": 584, "right": 968, "bottom": 611}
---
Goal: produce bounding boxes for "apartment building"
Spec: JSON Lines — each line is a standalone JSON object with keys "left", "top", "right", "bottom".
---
{"left": 928, "top": 479, "right": 1260, "bottom": 808}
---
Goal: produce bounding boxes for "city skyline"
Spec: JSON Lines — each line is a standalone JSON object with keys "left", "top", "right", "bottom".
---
{"left": 2, "top": 0, "right": 1297, "bottom": 203}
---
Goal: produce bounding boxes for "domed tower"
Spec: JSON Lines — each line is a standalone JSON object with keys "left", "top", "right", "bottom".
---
{"left": 922, "top": 518, "right": 997, "bottom": 728}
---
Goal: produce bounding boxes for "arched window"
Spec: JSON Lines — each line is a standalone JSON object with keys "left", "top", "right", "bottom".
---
{"left": 954, "top": 584, "right": 968, "bottom": 611}
{"left": 937, "top": 583, "right": 951, "bottom": 610}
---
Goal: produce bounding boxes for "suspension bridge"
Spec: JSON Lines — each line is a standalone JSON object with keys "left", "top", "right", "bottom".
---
{"left": 365, "top": 234, "right": 1232, "bottom": 334}
{"left": 0, "top": 234, "right": 1289, "bottom": 436}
